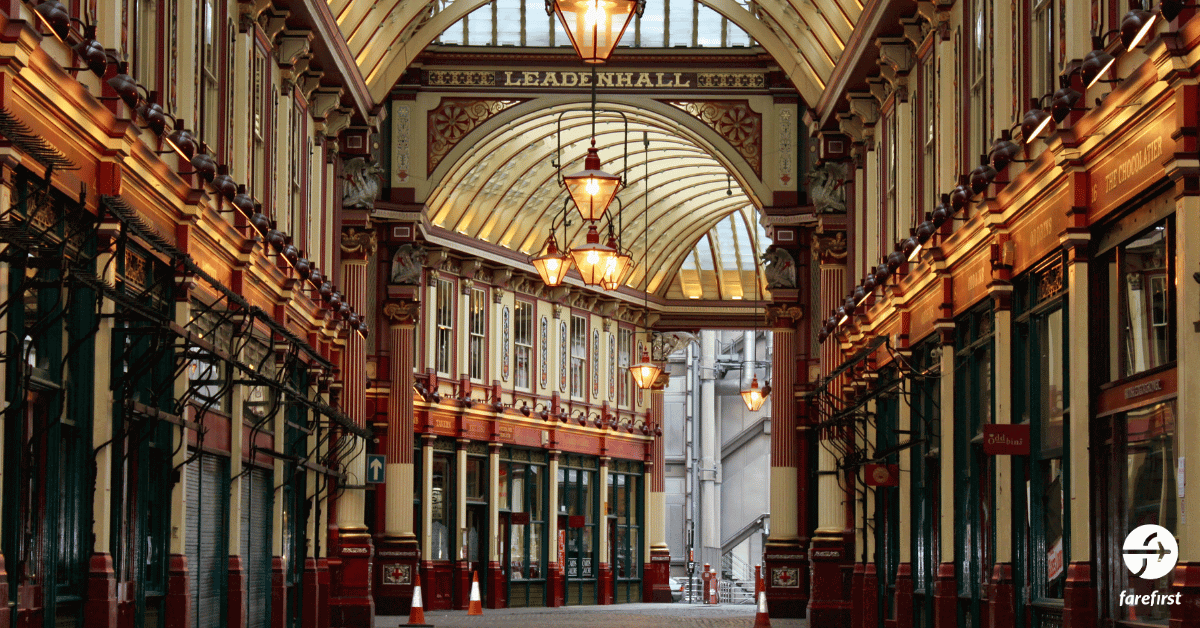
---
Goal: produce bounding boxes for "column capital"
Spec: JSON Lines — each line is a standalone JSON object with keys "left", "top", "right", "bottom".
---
{"left": 766, "top": 305, "right": 805, "bottom": 327}
{"left": 382, "top": 299, "right": 420, "bottom": 326}
{"left": 341, "top": 225, "right": 377, "bottom": 261}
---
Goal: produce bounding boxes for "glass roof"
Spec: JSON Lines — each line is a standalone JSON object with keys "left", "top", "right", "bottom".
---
{"left": 435, "top": 0, "right": 756, "bottom": 48}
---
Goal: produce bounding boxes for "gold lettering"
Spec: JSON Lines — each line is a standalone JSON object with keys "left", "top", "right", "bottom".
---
{"left": 634, "top": 73, "right": 652, "bottom": 87}
{"left": 674, "top": 72, "right": 691, "bottom": 87}
{"left": 579, "top": 71, "right": 592, "bottom": 87}
{"left": 562, "top": 72, "right": 578, "bottom": 87}
{"left": 615, "top": 73, "right": 633, "bottom": 87}
{"left": 542, "top": 72, "right": 560, "bottom": 86}
{"left": 598, "top": 72, "right": 613, "bottom": 87}
{"left": 505, "top": 71, "right": 520, "bottom": 85}
{"left": 656, "top": 72, "right": 672, "bottom": 87}
{"left": 523, "top": 71, "right": 539, "bottom": 85}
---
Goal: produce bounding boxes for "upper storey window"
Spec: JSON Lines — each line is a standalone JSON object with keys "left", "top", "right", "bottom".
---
{"left": 436, "top": 0, "right": 754, "bottom": 48}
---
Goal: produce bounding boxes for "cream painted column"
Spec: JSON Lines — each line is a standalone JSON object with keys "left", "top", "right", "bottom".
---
{"left": 937, "top": 330, "right": 956, "bottom": 564}
{"left": 1063, "top": 235, "right": 1091, "bottom": 564}
{"left": 648, "top": 386, "right": 667, "bottom": 554}
{"left": 992, "top": 299, "right": 1014, "bottom": 566}
{"left": 895, "top": 89, "right": 916, "bottom": 238}
{"left": 489, "top": 445, "right": 501, "bottom": 565}
{"left": 548, "top": 452, "right": 560, "bottom": 573}
{"left": 1172, "top": 193, "right": 1200, "bottom": 561}
{"left": 91, "top": 245, "right": 115, "bottom": 556}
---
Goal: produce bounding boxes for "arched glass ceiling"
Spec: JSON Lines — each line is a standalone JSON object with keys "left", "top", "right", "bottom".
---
{"left": 426, "top": 103, "right": 767, "bottom": 301}
{"left": 434, "top": 0, "right": 755, "bottom": 48}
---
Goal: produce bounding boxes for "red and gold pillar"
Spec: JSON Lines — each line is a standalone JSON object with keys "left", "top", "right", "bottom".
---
{"left": 374, "top": 292, "right": 421, "bottom": 615}
{"left": 329, "top": 227, "right": 375, "bottom": 627}
{"left": 644, "top": 376, "right": 672, "bottom": 602}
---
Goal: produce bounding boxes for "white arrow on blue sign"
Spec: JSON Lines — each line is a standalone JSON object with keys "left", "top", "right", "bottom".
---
{"left": 367, "top": 454, "right": 386, "bottom": 484}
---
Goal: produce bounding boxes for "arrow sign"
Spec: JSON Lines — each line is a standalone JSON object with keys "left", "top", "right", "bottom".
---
{"left": 367, "top": 454, "right": 385, "bottom": 484}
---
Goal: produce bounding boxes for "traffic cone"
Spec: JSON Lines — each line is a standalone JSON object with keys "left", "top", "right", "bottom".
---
{"left": 467, "top": 571, "right": 483, "bottom": 615}
{"left": 406, "top": 573, "right": 433, "bottom": 627}
{"left": 753, "top": 588, "right": 771, "bottom": 628}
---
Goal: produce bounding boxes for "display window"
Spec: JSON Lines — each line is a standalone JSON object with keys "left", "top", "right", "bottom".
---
{"left": 608, "top": 459, "right": 643, "bottom": 604}
{"left": 1011, "top": 253, "right": 1071, "bottom": 626}
{"left": 954, "top": 301, "right": 995, "bottom": 626}
{"left": 499, "top": 449, "right": 548, "bottom": 607}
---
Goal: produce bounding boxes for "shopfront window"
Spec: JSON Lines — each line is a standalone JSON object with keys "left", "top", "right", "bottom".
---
{"left": 1103, "top": 217, "right": 1175, "bottom": 380}
{"left": 908, "top": 337, "right": 941, "bottom": 626}
{"left": 514, "top": 301, "right": 533, "bottom": 389}
{"left": 559, "top": 456, "right": 598, "bottom": 604}
{"left": 954, "top": 302, "right": 995, "bottom": 624}
{"left": 608, "top": 459, "right": 642, "bottom": 591}
{"left": 1103, "top": 401, "right": 1177, "bottom": 624}
{"left": 501, "top": 450, "right": 548, "bottom": 607}
{"left": 431, "top": 455, "right": 454, "bottom": 561}
{"left": 1014, "top": 254, "right": 1070, "bottom": 611}
{"left": 571, "top": 315, "right": 587, "bottom": 398}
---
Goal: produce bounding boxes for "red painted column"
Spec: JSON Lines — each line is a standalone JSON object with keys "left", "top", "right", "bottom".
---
{"left": 987, "top": 563, "right": 1015, "bottom": 628}
{"left": 375, "top": 294, "right": 421, "bottom": 616}
{"left": 329, "top": 231, "right": 375, "bottom": 627}
{"left": 763, "top": 319, "right": 807, "bottom": 617}
{"left": 933, "top": 563, "right": 957, "bottom": 628}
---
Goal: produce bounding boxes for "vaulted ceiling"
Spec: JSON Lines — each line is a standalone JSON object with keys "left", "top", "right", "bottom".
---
{"left": 327, "top": 0, "right": 863, "bottom": 105}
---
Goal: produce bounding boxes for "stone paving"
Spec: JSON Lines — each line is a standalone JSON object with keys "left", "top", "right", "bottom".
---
{"left": 376, "top": 603, "right": 808, "bottom": 628}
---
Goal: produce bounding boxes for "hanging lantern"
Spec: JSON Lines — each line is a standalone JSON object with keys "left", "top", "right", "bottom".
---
{"left": 629, "top": 346, "right": 662, "bottom": 389}
{"left": 548, "top": 0, "right": 644, "bottom": 64}
{"left": 531, "top": 233, "right": 574, "bottom": 287}
{"left": 563, "top": 140, "right": 622, "bottom": 222}
{"left": 741, "top": 375, "right": 768, "bottom": 412}
{"left": 570, "top": 223, "right": 617, "bottom": 286}
{"left": 599, "top": 234, "right": 634, "bottom": 290}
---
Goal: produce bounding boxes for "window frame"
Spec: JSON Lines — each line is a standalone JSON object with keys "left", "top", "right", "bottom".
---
{"left": 514, "top": 300, "right": 535, "bottom": 391}
{"left": 468, "top": 286, "right": 487, "bottom": 382}
{"left": 570, "top": 313, "right": 588, "bottom": 399}
{"left": 435, "top": 277, "right": 456, "bottom": 377}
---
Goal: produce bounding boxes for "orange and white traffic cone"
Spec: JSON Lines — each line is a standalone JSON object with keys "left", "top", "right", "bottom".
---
{"left": 467, "top": 571, "right": 483, "bottom": 615}
{"left": 753, "top": 588, "right": 771, "bottom": 628}
{"left": 406, "top": 573, "right": 433, "bottom": 627}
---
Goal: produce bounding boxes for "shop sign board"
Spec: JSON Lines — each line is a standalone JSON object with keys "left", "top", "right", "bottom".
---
{"left": 983, "top": 424, "right": 1031, "bottom": 456}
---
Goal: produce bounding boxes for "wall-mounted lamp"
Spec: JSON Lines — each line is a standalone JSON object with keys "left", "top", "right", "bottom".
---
{"left": 1021, "top": 98, "right": 1054, "bottom": 141}
{"left": 1121, "top": 5, "right": 1157, "bottom": 50}
{"left": 1081, "top": 36, "right": 1119, "bottom": 89}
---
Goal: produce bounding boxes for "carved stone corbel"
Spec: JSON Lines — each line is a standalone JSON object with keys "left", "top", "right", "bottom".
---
{"left": 276, "top": 30, "right": 313, "bottom": 69}
{"left": 867, "top": 77, "right": 892, "bottom": 107}
{"left": 310, "top": 87, "right": 343, "bottom": 121}
{"left": 340, "top": 226, "right": 377, "bottom": 259}
{"left": 299, "top": 71, "right": 325, "bottom": 101}
{"left": 836, "top": 112, "right": 864, "bottom": 144}
{"left": 322, "top": 109, "right": 352, "bottom": 139}
{"left": 900, "top": 15, "right": 930, "bottom": 47}
{"left": 258, "top": 7, "right": 290, "bottom": 41}
{"left": 915, "top": 0, "right": 953, "bottom": 40}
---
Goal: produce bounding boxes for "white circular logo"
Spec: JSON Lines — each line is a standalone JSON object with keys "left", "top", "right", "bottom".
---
{"left": 1122, "top": 524, "right": 1178, "bottom": 580}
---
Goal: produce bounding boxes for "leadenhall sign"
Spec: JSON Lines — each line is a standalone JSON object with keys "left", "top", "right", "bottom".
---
{"left": 424, "top": 69, "right": 766, "bottom": 90}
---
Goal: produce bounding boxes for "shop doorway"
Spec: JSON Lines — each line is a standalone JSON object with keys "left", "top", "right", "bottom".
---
{"left": 467, "top": 504, "right": 487, "bottom": 601}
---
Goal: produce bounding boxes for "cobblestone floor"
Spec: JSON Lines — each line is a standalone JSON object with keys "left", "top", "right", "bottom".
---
{"left": 376, "top": 603, "right": 807, "bottom": 628}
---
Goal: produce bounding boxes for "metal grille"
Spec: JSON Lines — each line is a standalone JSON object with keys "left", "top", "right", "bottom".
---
{"left": 186, "top": 454, "right": 227, "bottom": 628}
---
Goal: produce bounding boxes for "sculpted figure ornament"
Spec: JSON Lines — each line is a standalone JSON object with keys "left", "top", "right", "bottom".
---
{"left": 390, "top": 244, "right": 428, "bottom": 285}
{"left": 342, "top": 155, "right": 384, "bottom": 209}
{"left": 762, "top": 245, "right": 798, "bottom": 289}
{"left": 652, "top": 331, "right": 698, "bottom": 361}
{"left": 807, "top": 161, "right": 848, "bottom": 214}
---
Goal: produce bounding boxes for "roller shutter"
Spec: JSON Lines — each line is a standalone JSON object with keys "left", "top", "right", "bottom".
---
{"left": 241, "top": 467, "right": 273, "bottom": 628}
{"left": 186, "top": 453, "right": 227, "bottom": 628}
